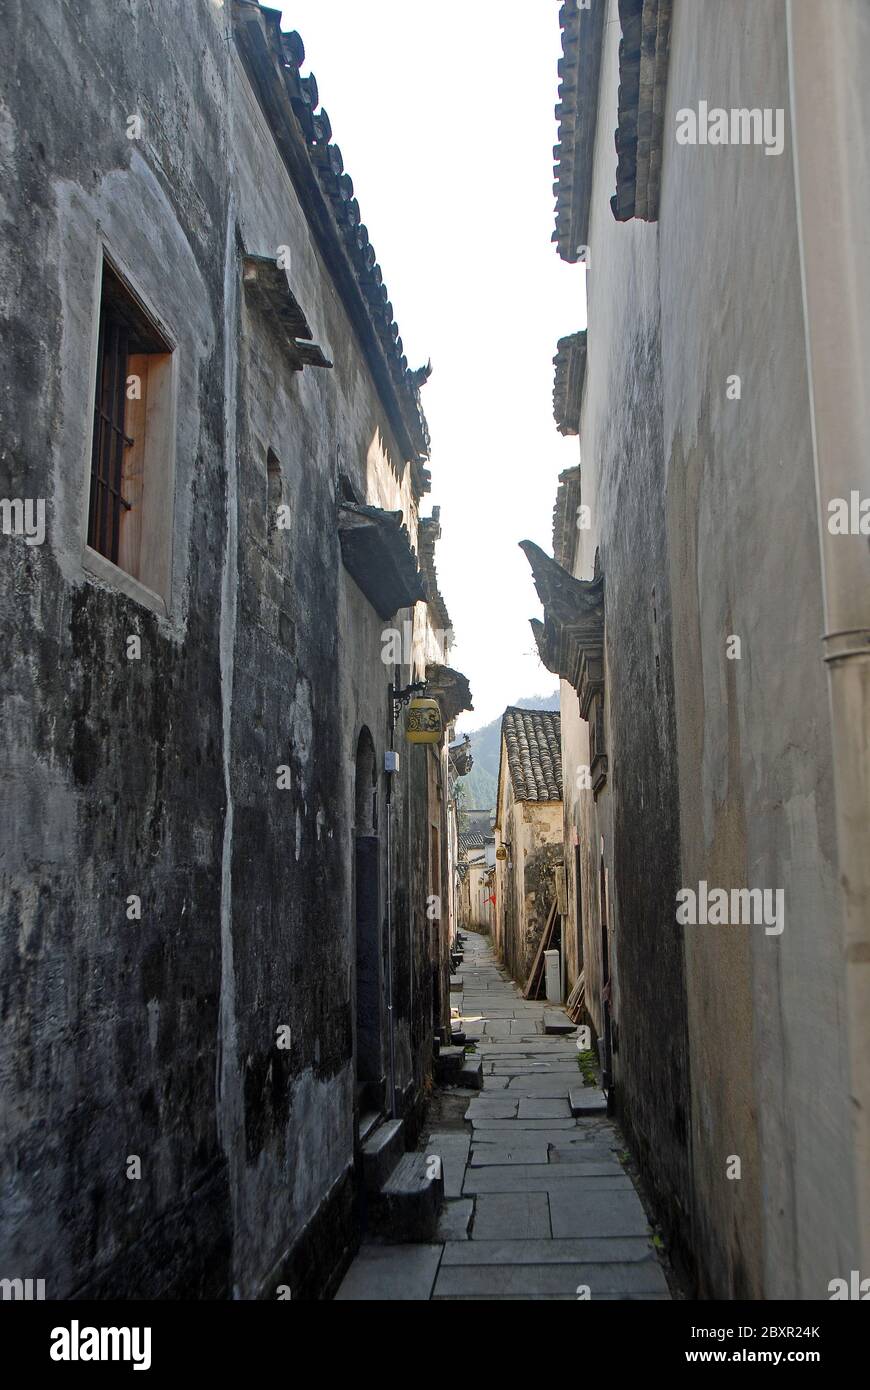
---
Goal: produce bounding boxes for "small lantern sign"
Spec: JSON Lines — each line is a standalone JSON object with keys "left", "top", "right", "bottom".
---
{"left": 405, "top": 697, "right": 442, "bottom": 744}
{"left": 496, "top": 845, "right": 507, "bottom": 861}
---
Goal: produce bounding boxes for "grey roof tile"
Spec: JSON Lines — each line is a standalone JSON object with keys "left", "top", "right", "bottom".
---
{"left": 501, "top": 708, "right": 563, "bottom": 802}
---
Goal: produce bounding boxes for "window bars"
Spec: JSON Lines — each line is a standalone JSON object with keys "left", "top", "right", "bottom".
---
{"left": 88, "top": 307, "right": 133, "bottom": 564}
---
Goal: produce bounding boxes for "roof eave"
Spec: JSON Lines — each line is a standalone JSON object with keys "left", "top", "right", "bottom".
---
{"left": 553, "top": 0, "right": 606, "bottom": 262}
{"left": 553, "top": 330, "right": 587, "bottom": 436}
{"left": 338, "top": 503, "right": 427, "bottom": 619}
{"left": 232, "top": 2, "right": 431, "bottom": 473}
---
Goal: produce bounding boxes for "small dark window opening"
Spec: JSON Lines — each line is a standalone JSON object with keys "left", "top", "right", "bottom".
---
{"left": 267, "top": 449, "right": 282, "bottom": 541}
{"left": 589, "top": 692, "right": 608, "bottom": 797}
{"left": 337, "top": 472, "right": 362, "bottom": 505}
{"left": 87, "top": 262, "right": 170, "bottom": 566}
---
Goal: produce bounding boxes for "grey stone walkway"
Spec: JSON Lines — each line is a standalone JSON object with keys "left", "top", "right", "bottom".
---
{"left": 336, "top": 930, "right": 669, "bottom": 1300}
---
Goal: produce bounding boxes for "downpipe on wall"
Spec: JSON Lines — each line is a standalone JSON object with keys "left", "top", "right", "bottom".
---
{"left": 787, "top": 0, "right": 870, "bottom": 1270}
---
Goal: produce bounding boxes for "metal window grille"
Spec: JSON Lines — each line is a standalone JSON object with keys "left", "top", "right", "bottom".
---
{"left": 87, "top": 308, "right": 133, "bottom": 563}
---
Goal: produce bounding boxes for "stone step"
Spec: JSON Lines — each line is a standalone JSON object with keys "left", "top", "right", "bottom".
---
{"left": 368, "top": 1153, "right": 444, "bottom": 1243}
{"left": 569, "top": 1086, "right": 608, "bottom": 1116}
{"left": 423, "top": 1131, "right": 470, "bottom": 1198}
{"left": 362, "top": 1117, "right": 405, "bottom": 1193}
{"left": 459, "top": 1056, "right": 483, "bottom": 1090}
{"left": 359, "top": 1110, "right": 382, "bottom": 1146}
{"left": 449, "top": 974, "right": 463, "bottom": 991}
{"left": 544, "top": 1009, "right": 577, "bottom": 1035}
{"left": 434, "top": 1045, "right": 465, "bottom": 1085}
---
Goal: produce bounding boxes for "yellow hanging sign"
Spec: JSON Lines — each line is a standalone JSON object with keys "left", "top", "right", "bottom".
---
{"left": 405, "top": 697, "right": 442, "bottom": 744}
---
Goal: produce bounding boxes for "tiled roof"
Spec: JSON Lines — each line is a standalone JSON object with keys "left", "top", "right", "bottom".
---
{"left": 553, "top": 0, "right": 671, "bottom": 251}
{"left": 338, "top": 503, "right": 426, "bottom": 619}
{"left": 418, "top": 507, "right": 453, "bottom": 634}
{"left": 459, "top": 831, "right": 486, "bottom": 852}
{"left": 501, "top": 707, "right": 563, "bottom": 802}
{"left": 553, "top": 331, "right": 586, "bottom": 436}
{"left": 241, "top": 255, "right": 332, "bottom": 370}
{"left": 233, "top": 2, "right": 431, "bottom": 482}
{"left": 552, "top": 466, "right": 581, "bottom": 573}
{"left": 426, "top": 665, "right": 473, "bottom": 725}
{"left": 449, "top": 734, "right": 473, "bottom": 777}
{"left": 611, "top": 0, "right": 673, "bottom": 222}
{"left": 553, "top": 0, "right": 606, "bottom": 262}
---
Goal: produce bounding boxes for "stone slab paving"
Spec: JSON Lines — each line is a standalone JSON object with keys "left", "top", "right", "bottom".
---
{"left": 470, "top": 1118, "right": 580, "bottom": 1133}
{"left": 335, "top": 930, "right": 669, "bottom": 1301}
{"left": 548, "top": 1188, "right": 653, "bottom": 1239}
{"left": 506, "top": 1074, "right": 585, "bottom": 1094}
{"left": 440, "top": 1236, "right": 658, "bottom": 1264}
{"left": 517, "top": 1098, "right": 573, "bottom": 1119}
{"left": 469, "top": 1140, "right": 551, "bottom": 1165}
{"left": 465, "top": 1096, "right": 518, "bottom": 1119}
{"left": 436, "top": 1199, "right": 474, "bottom": 1241}
{"left": 471, "top": 1192, "right": 551, "bottom": 1239}
{"left": 463, "top": 1170, "right": 633, "bottom": 1194}
{"left": 335, "top": 1244, "right": 442, "bottom": 1300}
{"left": 483, "top": 1020, "right": 513, "bottom": 1039}
{"left": 423, "top": 1131, "right": 470, "bottom": 1198}
{"left": 433, "top": 1260, "right": 669, "bottom": 1299}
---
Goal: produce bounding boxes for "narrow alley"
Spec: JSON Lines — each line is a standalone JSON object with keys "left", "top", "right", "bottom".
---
{"left": 337, "top": 931, "right": 669, "bottom": 1300}
{"left": 2, "top": 0, "right": 869, "bottom": 1352}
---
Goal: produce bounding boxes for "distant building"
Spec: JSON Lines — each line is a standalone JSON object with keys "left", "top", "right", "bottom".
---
{"left": 455, "top": 803, "right": 495, "bottom": 933}
{"left": 457, "top": 829, "right": 490, "bottom": 932}
{"left": 492, "top": 708, "right": 563, "bottom": 989}
{"left": 447, "top": 734, "right": 474, "bottom": 942}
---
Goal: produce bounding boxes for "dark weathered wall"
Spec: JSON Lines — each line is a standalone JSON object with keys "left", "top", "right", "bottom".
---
{"left": 595, "top": 323, "right": 691, "bottom": 1278}
{"left": 0, "top": 0, "right": 445, "bottom": 1300}
{"left": 0, "top": 0, "right": 233, "bottom": 1299}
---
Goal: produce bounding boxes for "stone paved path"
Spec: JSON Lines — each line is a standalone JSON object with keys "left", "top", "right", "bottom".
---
{"left": 336, "top": 930, "right": 670, "bottom": 1300}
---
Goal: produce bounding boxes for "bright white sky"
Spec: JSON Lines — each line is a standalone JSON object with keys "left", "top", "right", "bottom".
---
{"left": 281, "top": 0, "right": 587, "bottom": 729}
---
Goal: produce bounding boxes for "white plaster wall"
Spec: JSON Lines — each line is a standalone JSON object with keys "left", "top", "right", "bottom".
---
{"left": 659, "top": 0, "right": 855, "bottom": 1297}
{"left": 561, "top": 0, "right": 857, "bottom": 1297}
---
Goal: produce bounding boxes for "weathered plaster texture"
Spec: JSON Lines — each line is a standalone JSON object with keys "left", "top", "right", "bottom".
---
{"left": 556, "top": 0, "right": 858, "bottom": 1297}
{"left": 559, "top": 0, "right": 691, "bottom": 1280}
{"left": 660, "top": 0, "right": 854, "bottom": 1299}
{"left": 494, "top": 739, "right": 562, "bottom": 989}
{"left": 0, "top": 0, "right": 450, "bottom": 1300}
